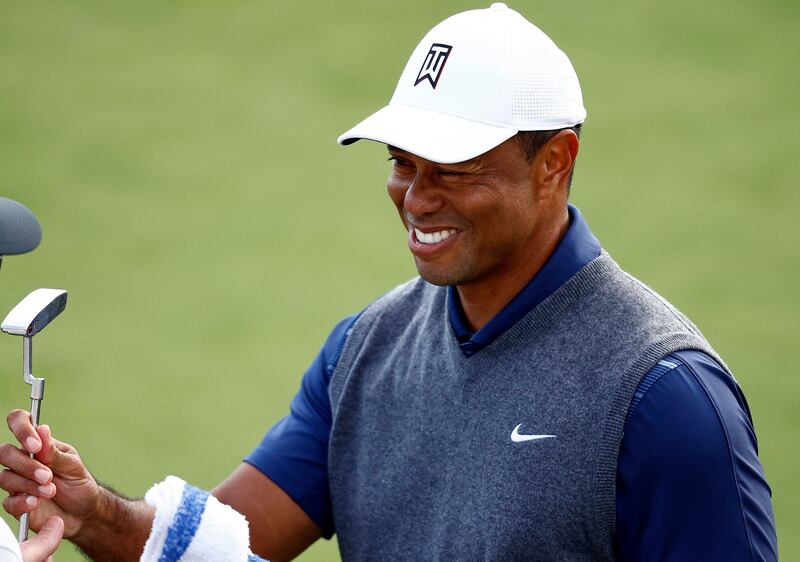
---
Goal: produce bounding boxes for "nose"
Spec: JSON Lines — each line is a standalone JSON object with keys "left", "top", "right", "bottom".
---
{"left": 403, "top": 172, "right": 446, "bottom": 217}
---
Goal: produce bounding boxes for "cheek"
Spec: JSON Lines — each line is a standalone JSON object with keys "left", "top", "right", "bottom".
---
{"left": 386, "top": 180, "right": 408, "bottom": 214}
{"left": 467, "top": 199, "right": 534, "bottom": 246}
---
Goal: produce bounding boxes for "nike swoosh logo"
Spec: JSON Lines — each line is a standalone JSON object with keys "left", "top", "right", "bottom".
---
{"left": 511, "top": 424, "right": 556, "bottom": 443}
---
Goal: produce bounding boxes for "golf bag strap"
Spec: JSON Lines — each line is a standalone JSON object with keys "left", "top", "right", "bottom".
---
{"left": 139, "top": 476, "right": 268, "bottom": 562}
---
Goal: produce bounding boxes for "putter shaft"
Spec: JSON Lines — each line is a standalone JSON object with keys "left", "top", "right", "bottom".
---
{"left": 18, "top": 336, "right": 44, "bottom": 543}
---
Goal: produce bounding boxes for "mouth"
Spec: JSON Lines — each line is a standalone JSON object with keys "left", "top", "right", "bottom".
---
{"left": 407, "top": 225, "right": 461, "bottom": 258}
{"left": 413, "top": 227, "right": 458, "bottom": 245}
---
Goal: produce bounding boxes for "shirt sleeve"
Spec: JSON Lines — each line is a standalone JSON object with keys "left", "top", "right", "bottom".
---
{"left": 616, "top": 350, "right": 777, "bottom": 561}
{"left": 244, "top": 313, "right": 359, "bottom": 539}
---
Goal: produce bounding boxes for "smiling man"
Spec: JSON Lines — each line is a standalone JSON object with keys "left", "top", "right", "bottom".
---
{"left": 1, "top": 4, "right": 777, "bottom": 562}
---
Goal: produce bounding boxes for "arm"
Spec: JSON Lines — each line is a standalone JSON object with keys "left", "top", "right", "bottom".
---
{"left": 1, "top": 314, "right": 358, "bottom": 561}
{"left": 1, "top": 420, "right": 318, "bottom": 562}
{"left": 616, "top": 351, "right": 777, "bottom": 561}
{"left": 213, "top": 464, "right": 321, "bottom": 561}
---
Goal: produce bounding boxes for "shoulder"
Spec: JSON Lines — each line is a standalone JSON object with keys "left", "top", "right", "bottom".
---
{"left": 365, "top": 276, "right": 437, "bottom": 314}
{"left": 319, "top": 313, "right": 361, "bottom": 382}
{"left": 348, "top": 276, "right": 443, "bottom": 340}
{"left": 624, "top": 350, "right": 749, "bottom": 431}
{"left": 598, "top": 254, "right": 702, "bottom": 333}
{"left": 565, "top": 254, "right": 711, "bottom": 354}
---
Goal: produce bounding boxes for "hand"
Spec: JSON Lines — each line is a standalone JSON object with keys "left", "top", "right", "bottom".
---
{"left": 0, "top": 410, "right": 103, "bottom": 539}
{"left": 19, "top": 516, "right": 64, "bottom": 562}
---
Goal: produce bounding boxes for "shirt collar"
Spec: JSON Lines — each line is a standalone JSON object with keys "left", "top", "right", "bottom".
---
{"left": 448, "top": 204, "right": 601, "bottom": 354}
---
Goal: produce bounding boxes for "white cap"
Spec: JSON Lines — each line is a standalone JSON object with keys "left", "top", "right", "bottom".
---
{"left": 338, "top": 3, "right": 586, "bottom": 164}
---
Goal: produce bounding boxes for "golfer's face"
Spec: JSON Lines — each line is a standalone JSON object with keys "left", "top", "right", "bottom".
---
{"left": 386, "top": 138, "right": 547, "bottom": 289}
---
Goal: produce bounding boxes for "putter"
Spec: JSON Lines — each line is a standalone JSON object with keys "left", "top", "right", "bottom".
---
{"left": 1, "top": 288, "right": 68, "bottom": 542}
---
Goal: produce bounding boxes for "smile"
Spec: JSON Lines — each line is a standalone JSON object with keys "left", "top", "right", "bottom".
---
{"left": 414, "top": 228, "right": 458, "bottom": 245}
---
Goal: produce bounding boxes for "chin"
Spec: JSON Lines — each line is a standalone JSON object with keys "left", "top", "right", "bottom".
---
{"left": 418, "top": 273, "right": 451, "bottom": 287}
{"left": 415, "top": 260, "right": 470, "bottom": 287}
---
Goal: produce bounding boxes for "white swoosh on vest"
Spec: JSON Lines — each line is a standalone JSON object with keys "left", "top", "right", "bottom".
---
{"left": 511, "top": 424, "right": 556, "bottom": 442}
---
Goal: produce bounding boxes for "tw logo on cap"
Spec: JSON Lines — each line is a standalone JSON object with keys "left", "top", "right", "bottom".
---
{"left": 414, "top": 43, "right": 453, "bottom": 89}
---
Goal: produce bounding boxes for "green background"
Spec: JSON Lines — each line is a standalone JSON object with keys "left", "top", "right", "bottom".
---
{"left": 1, "top": 1, "right": 797, "bottom": 559}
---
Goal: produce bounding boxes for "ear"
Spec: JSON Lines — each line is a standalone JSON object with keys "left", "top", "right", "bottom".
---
{"left": 534, "top": 129, "right": 579, "bottom": 198}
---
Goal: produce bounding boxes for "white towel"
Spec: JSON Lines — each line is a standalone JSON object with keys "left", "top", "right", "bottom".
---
{"left": 139, "top": 476, "right": 268, "bottom": 562}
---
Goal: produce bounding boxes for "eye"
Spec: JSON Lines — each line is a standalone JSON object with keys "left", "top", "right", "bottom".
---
{"left": 388, "top": 156, "right": 414, "bottom": 170}
{"left": 438, "top": 169, "right": 466, "bottom": 177}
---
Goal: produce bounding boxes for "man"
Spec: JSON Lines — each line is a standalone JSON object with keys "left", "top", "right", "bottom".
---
{"left": 0, "top": 4, "right": 777, "bottom": 561}
{"left": 0, "top": 197, "right": 64, "bottom": 562}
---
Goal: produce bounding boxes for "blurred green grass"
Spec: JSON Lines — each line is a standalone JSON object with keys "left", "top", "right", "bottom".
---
{"left": 0, "top": 1, "right": 797, "bottom": 559}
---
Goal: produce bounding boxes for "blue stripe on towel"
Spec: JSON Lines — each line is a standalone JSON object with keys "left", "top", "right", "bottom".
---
{"left": 248, "top": 555, "right": 267, "bottom": 562}
{"left": 158, "top": 484, "right": 209, "bottom": 562}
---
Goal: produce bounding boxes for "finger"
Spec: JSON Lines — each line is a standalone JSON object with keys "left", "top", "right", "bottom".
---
{"left": 19, "top": 516, "right": 64, "bottom": 560}
{"left": 2, "top": 493, "right": 40, "bottom": 517}
{"left": 0, "top": 470, "right": 56, "bottom": 498}
{"left": 34, "top": 426, "right": 77, "bottom": 473}
{"left": 0, "top": 443, "right": 52, "bottom": 485}
{"left": 50, "top": 436, "right": 78, "bottom": 456}
{"left": 7, "top": 409, "right": 41, "bottom": 454}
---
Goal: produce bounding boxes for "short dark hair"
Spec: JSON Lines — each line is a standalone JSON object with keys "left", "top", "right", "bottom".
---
{"left": 514, "top": 124, "right": 582, "bottom": 190}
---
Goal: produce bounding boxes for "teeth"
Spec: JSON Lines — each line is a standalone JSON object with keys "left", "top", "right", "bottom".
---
{"left": 414, "top": 228, "right": 458, "bottom": 245}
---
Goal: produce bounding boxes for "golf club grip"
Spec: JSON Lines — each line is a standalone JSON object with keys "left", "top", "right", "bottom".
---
{"left": 18, "top": 399, "right": 42, "bottom": 542}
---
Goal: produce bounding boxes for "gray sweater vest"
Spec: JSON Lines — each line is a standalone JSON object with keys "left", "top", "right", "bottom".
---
{"left": 328, "top": 252, "right": 724, "bottom": 561}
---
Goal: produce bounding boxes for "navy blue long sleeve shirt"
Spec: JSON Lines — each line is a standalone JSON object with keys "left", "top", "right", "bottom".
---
{"left": 247, "top": 206, "right": 777, "bottom": 560}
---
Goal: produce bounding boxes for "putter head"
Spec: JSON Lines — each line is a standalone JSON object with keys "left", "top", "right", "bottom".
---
{"left": 1, "top": 288, "right": 68, "bottom": 337}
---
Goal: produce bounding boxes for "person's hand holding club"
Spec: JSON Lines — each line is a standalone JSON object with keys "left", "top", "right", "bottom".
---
{"left": 0, "top": 419, "right": 99, "bottom": 541}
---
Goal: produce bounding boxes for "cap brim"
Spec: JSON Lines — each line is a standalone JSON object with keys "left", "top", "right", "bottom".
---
{"left": 337, "top": 104, "right": 517, "bottom": 164}
{"left": 0, "top": 198, "right": 41, "bottom": 255}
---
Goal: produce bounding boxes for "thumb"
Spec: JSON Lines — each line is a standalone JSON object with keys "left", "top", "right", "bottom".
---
{"left": 34, "top": 425, "right": 73, "bottom": 472}
{"left": 19, "top": 516, "right": 63, "bottom": 561}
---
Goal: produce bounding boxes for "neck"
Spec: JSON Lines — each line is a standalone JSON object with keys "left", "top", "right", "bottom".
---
{"left": 457, "top": 211, "right": 569, "bottom": 332}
